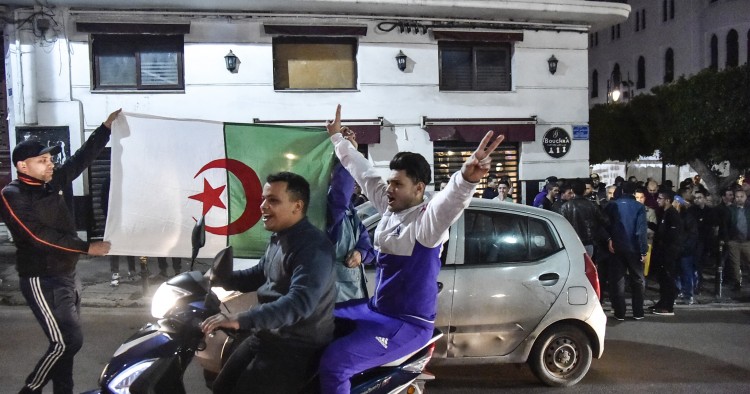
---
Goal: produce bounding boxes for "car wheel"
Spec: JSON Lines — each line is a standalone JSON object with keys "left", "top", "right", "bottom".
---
{"left": 528, "top": 324, "right": 592, "bottom": 387}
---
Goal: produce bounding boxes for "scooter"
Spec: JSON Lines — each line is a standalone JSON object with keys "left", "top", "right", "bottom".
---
{"left": 84, "top": 218, "right": 441, "bottom": 394}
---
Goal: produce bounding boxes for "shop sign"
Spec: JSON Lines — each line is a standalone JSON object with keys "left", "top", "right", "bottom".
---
{"left": 542, "top": 127, "right": 571, "bottom": 158}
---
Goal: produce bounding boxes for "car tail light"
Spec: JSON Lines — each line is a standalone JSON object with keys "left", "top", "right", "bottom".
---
{"left": 583, "top": 253, "right": 601, "bottom": 300}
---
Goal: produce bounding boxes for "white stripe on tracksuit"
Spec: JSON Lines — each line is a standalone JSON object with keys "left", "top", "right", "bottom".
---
{"left": 26, "top": 277, "right": 67, "bottom": 390}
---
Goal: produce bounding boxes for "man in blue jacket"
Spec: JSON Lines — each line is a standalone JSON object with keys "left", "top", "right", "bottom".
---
{"left": 605, "top": 181, "right": 648, "bottom": 320}
{"left": 319, "top": 105, "right": 504, "bottom": 393}
{"left": 201, "top": 172, "right": 336, "bottom": 393}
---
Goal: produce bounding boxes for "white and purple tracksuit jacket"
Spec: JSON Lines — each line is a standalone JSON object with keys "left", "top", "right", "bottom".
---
{"left": 331, "top": 133, "right": 478, "bottom": 327}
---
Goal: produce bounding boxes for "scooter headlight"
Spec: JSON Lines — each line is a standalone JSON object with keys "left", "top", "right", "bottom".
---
{"left": 107, "top": 359, "right": 157, "bottom": 394}
{"left": 151, "top": 283, "right": 192, "bottom": 319}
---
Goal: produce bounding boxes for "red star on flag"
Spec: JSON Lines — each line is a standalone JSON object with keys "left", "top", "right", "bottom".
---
{"left": 189, "top": 178, "right": 227, "bottom": 215}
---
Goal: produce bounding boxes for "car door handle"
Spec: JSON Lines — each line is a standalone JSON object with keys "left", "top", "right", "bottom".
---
{"left": 437, "top": 282, "right": 444, "bottom": 293}
{"left": 538, "top": 273, "right": 560, "bottom": 286}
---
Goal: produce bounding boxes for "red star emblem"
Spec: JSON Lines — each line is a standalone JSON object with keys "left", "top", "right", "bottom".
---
{"left": 189, "top": 178, "right": 227, "bottom": 215}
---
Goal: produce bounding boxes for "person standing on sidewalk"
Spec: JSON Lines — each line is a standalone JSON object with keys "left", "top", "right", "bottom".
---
{"left": 726, "top": 188, "right": 750, "bottom": 293}
{"left": 559, "top": 179, "right": 610, "bottom": 258}
{"left": 155, "top": 257, "right": 182, "bottom": 279}
{"left": 651, "top": 190, "right": 683, "bottom": 316}
{"left": 101, "top": 172, "right": 137, "bottom": 286}
{"left": 674, "top": 195, "right": 698, "bottom": 305}
{"left": 0, "top": 109, "right": 120, "bottom": 394}
{"left": 604, "top": 181, "right": 648, "bottom": 321}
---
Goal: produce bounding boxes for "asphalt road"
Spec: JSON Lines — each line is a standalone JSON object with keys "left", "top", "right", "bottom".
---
{"left": 1, "top": 306, "right": 749, "bottom": 393}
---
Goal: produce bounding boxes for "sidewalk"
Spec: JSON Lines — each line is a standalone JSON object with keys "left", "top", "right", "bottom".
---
{"left": 1, "top": 234, "right": 748, "bottom": 310}
{"left": 0, "top": 233, "right": 203, "bottom": 308}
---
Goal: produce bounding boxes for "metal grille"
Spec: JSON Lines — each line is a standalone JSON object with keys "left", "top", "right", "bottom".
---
{"left": 433, "top": 142, "right": 519, "bottom": 201}
{"left": 88, "top": 148, "right": 111, "bottom": 238}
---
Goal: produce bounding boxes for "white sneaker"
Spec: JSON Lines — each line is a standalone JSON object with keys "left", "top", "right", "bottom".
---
{"left": 110, "top": 273, "right": 121, "bottom": 287}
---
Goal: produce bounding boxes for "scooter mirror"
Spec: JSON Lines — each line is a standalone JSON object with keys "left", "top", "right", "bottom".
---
{"left": 191, "top": 216, "right": 206, "bottom": 266}
{"left": 209, "top": 246, "right": 233, "bottom": 286}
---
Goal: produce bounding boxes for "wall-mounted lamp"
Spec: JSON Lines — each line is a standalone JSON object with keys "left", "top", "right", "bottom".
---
{"left": 225, "top": 50, "right": 239, "bottom": 73}
{"left": 396, "top": 50, "right": 407, "bottom": 72}
{"left": 547, "top": 55, "right": 558, "bottom": 75}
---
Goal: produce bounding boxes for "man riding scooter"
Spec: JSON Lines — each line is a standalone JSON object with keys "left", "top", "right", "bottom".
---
{"left": 200, "top": 172, "right": 336, "bottom": 393}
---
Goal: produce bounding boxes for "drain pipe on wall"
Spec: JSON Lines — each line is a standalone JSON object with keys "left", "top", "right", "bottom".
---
{"left": 19, "top": 40, "right": 38, "bottom": 125}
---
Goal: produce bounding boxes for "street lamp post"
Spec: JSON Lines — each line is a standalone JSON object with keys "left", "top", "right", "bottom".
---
{"left": 607, "top": 78, "right": 621, "bottom": 103}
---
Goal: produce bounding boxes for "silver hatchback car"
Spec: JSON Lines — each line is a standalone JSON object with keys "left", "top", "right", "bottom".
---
{"left": 357, "top": 198, "right": 606, "bottom": 387}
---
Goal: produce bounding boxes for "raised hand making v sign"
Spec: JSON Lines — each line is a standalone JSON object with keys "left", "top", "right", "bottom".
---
{"left": 319, "top": 104, "right": 504, "bottom": 394}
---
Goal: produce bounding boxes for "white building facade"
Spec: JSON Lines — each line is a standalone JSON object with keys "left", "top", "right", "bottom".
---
{"left": 588, "top": 0, "right": 749, "bottom": 186}
{"left": 1, "top": 0, "right": 628, "bottom": 237}
{"left": 589, "top": 0, "right": 749, "bottom": 104}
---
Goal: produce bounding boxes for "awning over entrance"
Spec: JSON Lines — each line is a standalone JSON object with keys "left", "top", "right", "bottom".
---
{"left": 422, "top": 117, "right": 536, "bottom": 143}
{"left": 252, "top": 118, "right": 382, "bottom": 144}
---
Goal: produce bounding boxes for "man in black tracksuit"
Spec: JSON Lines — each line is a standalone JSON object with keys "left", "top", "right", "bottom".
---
{"left": 200, "top": 171, "right": 335, "bottom": 394}
{"left": 1, "top": 109, "right": 120, "bottom": 394}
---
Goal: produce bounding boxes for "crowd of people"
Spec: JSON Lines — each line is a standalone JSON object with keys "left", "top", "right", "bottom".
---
{"left": 480, "top": 172, "right": 749, "bottom": 319}
{"left": 4, "top": 101, "right": 747, "bottom": 392}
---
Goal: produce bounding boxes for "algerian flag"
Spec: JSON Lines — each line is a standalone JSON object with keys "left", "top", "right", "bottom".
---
{"left": 104, "top": 112, "right": 334, "bottom": 258}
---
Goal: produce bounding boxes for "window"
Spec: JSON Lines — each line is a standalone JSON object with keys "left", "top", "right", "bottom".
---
{"left": 616, "top": 24, "right": 621, "bottom": 39}
{"left": 637, "top": 57, "right": 645, "bottom": 89}
{"left": 439, "top": 42, "right": 511, "bottom": 91}
{"left": 272, "top": 37, "right": 357, "bottom": 90}
{"left": 591, "top": 69, "right": 599, "bottom": 98}
{"left": 710, "top": 34, "right": 718, "bottom": 71}
{"left": 92, "top": 34, "right": 184, "bottom": 90}
{"left": 642, "top": 9, "right": 646, "bottom": 29}
{"left": 463, "top": 210, "right": 559, "bottom": 265}
{"left": 726, "top": 29, "right": 739, "bottom": 68}
{"left": 612, "top": 63, "right": 622, "bottom": 86}
{"left": 434, "top": 142, "right": 519, "bottom": 198}
{"left": 528, "top": 217, "right": 557, "bottom": 260}
{"left": 664, "top": 48, "right": 674, "bottom": 83}
{"left": 670, "top": 0, "right": 675, "bottom": 19}
{"left": 635, "top": 12, "right": 641, "bottom": 31}
{"left": 595, "top": 32, "right": 599, "bottom": 46}
{"left": 464, "top": 211, "right": 527, "bottom": 264}
{"left": 662, "top": 0, "right": 668, "bottom": 22}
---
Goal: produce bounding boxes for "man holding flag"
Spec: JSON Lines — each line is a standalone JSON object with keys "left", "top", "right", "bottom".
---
{"left": 319, "top": 105, "right": 504, "bottom": 393}
{"left": 2, "top": 109, "right": 119, "bottom": 394}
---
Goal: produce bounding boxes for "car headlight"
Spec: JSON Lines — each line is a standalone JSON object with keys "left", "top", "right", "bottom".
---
{"left": 151, "top": 283, "right": 192, "bottom": 319}
{"left": 107, "top": 359, "right": 157, "bottom": 394}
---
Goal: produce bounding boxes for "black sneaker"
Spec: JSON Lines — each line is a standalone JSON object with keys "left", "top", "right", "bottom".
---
{"left": 611, "top": 314, "right": 625, "bottom": 321}
{"left": 633, "top": 315, "right": 644, "bottom": 320}
{"left": 652, "top": 308, "right": 674, "bottom": 316}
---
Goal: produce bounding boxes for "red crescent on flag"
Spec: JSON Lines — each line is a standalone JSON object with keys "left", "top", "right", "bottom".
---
{"left": 194, "top": 158, "right": 262, "bottom": 236}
